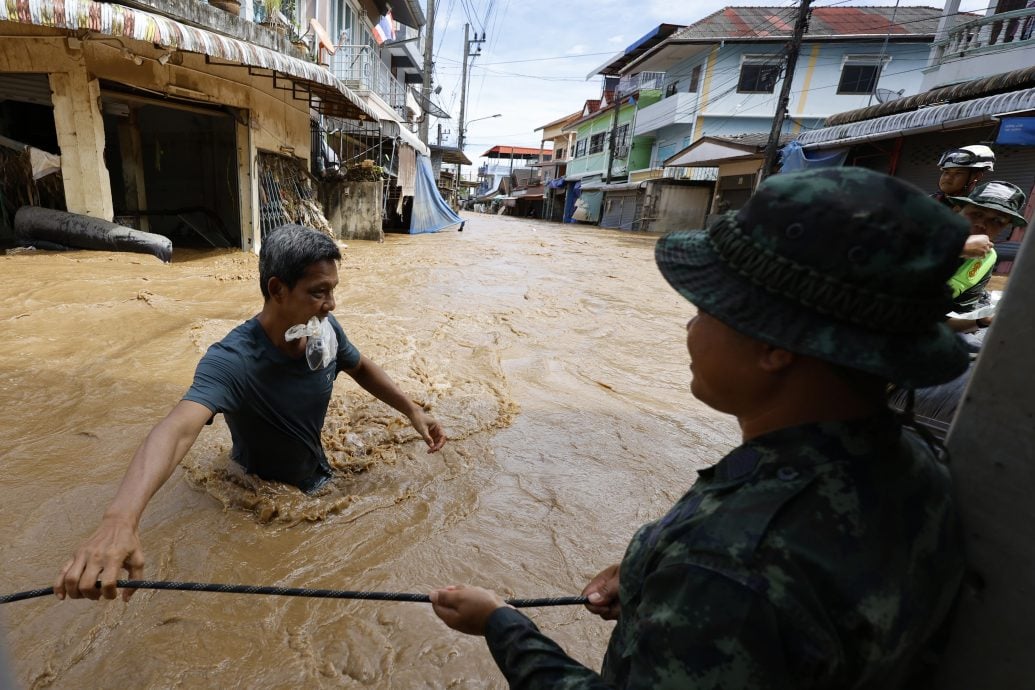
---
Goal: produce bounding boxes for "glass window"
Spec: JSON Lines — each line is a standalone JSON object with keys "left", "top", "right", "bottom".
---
{"left": 688, "top": 65, "right": 702, "bottom": 93}
{"left": 589, "top": 132, "right": 606, "bottom": 154}
{"left": 837, "top": 62, "right": 882, "bottom": 95}
{"left": 737, "top": 59, "right": 781, "bottom": 93}
{"left": 665, "top": 81, "right": 679, "bottom": 97}
{"left": 574, "top": 138, "right": 587, "bottom": 158}
{"left": 615, "top": 124, "right": 630, "bottom": 149}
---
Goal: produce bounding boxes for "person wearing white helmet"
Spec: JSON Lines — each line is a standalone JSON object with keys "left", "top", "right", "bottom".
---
{"left": 932, "top": 144, "right": 995, "bottom": 209}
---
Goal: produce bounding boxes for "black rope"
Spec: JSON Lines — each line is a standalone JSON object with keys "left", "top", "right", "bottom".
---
{"left": 0, "top": 580, "right": 588, "bottom": 608}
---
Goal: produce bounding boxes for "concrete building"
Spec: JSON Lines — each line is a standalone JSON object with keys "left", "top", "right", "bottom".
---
{"left": 607, "top": 6, "right": 960, "bottom": 184}
{"left": 533, "top": 110, "right": 580, "bottom": 221}
{"left": 794, "top": 0, "right": 1035, "bottom": 272}
{"left": 0, "top": 0, "right": 431, "bottom": 250}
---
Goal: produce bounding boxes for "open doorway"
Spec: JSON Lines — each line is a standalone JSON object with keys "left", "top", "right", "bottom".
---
{"left": 101, "top": 91, "right": 241, "bottom": 249}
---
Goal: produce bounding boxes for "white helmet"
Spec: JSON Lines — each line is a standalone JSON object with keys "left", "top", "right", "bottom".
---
{"left": 938, "top": 145, "right": 995, "bottom": 171}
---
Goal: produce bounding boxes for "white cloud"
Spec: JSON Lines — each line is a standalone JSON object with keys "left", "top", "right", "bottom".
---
{"left": 565, "top": 44, "right": 588, "bottom": 56}
{"left": 607, "top": 35, "right": 625, "bottom": 44}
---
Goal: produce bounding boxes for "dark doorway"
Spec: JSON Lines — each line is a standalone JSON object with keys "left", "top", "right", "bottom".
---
{"left": 102, "top": 94, "right": 241, "bottom": 248}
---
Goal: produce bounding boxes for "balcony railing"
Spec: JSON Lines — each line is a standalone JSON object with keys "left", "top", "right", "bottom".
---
{"left": 934, "top": 7, "right": 1035, "bottom": 64}
{"left": 616, "top": 71, "right": 666, "bottom": 96}
{"left": 391, "top": 23, "right": 425, "bottom": 58}
{"left": 331, "top": 45, "right": 407, "bottom": 114}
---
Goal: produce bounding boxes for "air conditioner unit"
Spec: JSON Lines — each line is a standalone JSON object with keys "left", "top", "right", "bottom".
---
{"left": 614, "top": 145, "right": 629, "bottom": 158}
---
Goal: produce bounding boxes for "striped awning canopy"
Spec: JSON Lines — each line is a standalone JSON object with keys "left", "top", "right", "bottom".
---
{"left": 0, "top": 0, "right": 377, "bottom": 121}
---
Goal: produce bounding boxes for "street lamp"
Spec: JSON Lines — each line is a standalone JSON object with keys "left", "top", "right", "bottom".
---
{"left": 459, "top": 113, "right": 501, "bottom": 153}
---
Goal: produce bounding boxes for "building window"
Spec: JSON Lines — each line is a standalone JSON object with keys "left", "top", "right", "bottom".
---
{"left": 688, "top": 65, "right": 701, "bottom": 93}
{"left": 665, "top": 81, "right": 679, "bottom": 97}
{"left": 836, "top": 57, "right": 887, "bottom": 95}
{"left": 589, "top": 132, "right": 606, "bottom": 154}
{"left": 556, "top": 147, "right": 565, "bottom": 160}
{"left": 615, "top": 124, "right": 630, "bottom": 150}
{"left": 737, "top": 57, "right": 781, "bottom": 93}
{"left": 574, "top": 138, "right": 587, "bottom": 158}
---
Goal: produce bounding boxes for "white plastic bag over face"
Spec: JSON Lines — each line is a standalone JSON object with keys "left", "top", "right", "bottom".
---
{"left": 284, "top": 316, "right": 338, "bottom": 370}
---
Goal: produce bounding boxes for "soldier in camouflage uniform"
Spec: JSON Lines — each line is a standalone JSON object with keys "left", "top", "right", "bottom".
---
{"left": 430, "top": 168, "right": 970, "bottom": 689}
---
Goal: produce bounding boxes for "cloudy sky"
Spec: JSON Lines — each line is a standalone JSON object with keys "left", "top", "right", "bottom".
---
{"left": 421, "top": 0, "right": 990, "bottom": 164}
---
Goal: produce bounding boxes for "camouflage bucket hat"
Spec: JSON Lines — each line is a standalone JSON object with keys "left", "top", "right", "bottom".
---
{"left": 655, "top": 168, "right": 971, "bottom": 388}
{"left": 948, "top": 180, "right": 1028, "bottom": 227}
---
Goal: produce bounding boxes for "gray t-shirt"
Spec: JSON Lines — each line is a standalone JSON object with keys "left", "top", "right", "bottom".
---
{"left": 184, "top": 314, "right": 360, "bottom": 491}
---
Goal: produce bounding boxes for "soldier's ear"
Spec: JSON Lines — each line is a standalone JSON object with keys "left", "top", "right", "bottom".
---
{"left": 758, "top": 345, "right": 795, "bottom": 373}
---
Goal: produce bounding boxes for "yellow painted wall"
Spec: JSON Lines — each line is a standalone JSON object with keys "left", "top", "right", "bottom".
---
{"left": 718, "top": 159, "right": 763, "bottom": 177}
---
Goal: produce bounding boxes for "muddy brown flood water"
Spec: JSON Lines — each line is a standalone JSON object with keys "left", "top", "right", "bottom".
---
{"left": 0, "top": 213, "right": 739, "bottom": 688}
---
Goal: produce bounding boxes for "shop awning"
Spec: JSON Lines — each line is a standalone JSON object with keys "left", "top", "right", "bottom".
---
{"left": 429, "top": 144, "right": 472, "bottom": 165}
{"left": 799, "top": 86, "right": 1035, "bottom": 150}
{"left": 381, "top": 120, "right": 429, "bottom": 156}
{"left": 0, "top": 0, "right": 377, "bottom": 122}
{"left": 665, "top": 133, "right": 794, "bottom": 167}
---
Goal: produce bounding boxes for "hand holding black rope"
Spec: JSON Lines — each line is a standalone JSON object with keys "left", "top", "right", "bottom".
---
{"left": 1, "top": 580, "right": 588, "bottom": 608}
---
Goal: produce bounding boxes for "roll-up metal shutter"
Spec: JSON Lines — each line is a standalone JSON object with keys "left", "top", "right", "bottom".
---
{"left": 0, "top": 73, "right": 53, "bottom": 106}
{"left": 894, "top": 127, "right": 1033, "bottom": 196}
{"left": 992, "top": 146, "right": 1035, "bottom": 193}
{"left": 619, "top": 191, "right": 639, "bottom": 230}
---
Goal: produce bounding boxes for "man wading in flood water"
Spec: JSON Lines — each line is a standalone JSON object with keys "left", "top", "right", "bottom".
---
{"left": 55, "top": 224, "right": 447, "bottom": 601}
{"left": 430, "top": 169, "right": 969, "bottom": 689}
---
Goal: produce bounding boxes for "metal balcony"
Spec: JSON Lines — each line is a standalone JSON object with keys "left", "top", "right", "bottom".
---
{"left": 616, "top": 71, "right": 666, "bottom": 96}
{"left": 331, "top": 45, "right": 407, "bottom": 116}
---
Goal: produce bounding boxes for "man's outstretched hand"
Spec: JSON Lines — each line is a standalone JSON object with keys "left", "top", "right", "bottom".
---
{"left": 54, "top": 516, "right": 145, "bottom": 602}
{"left": 410, "top": 409, "right": 448, "bottom": 453}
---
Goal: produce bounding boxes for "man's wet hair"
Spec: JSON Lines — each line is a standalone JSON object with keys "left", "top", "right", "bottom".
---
{"left": 259, "top": 224, "right": 341, "bottom": 300}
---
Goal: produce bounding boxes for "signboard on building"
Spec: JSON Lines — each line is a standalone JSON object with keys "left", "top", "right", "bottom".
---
{"left": 996, "top": 117, "right": 1035, "bottom": 146}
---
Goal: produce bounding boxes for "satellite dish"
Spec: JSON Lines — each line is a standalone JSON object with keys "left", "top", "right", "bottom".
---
{"left": 874, "top": 88, "right": 905, "bottom": 103}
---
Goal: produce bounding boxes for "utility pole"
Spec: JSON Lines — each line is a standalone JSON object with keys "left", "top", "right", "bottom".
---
{"left": 418, "top": 0, "right": 435, "bottom": 145}
{"left": 604, "top": 95, "right": 621, "bottom": 184}
{"left": 455, "top": 23, "right": 484, "bottom": 200}
{"left": 759, "top": 0, "right": 812, "bottom": 182}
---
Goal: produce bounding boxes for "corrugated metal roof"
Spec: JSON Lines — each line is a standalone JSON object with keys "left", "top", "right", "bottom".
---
{"left": 665, "top": 133, "right": 794, "bottom": 166}
{"left": 480, "top": 145, "right": 544, "bottom": 158}
{"left": 590, "top": 23, "right": 685, "bottom": 77}
{"left": 673, "top": 6, "right": 956, "bottom": 40}
{"left": 822, "top": 65, "right": 1035, "bottom": 127}
{"left": 0, "top": 0, "right": 376, "bottom": 121}
{"left": 798, "top": 86, "right": 1035, "bottom": 149}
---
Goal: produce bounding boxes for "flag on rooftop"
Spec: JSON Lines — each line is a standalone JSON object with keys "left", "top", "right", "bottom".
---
{"left": 372, "top": 11, "right": 395, "bottom": 45}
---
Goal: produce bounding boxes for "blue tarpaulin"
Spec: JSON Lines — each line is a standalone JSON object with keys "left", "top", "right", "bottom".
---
{"left": 547, "top": 177, "right": 566, "bottom": 189}
{"left": 779, "top": 140, "right": 848, "bottom": 172}
{"left": 409, "top": 154, "right": 463, "bottom": 234}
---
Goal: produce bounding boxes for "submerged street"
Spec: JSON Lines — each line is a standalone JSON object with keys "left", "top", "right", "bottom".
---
{"left": 0, "top": 213, "right": 738, "bottom": 688}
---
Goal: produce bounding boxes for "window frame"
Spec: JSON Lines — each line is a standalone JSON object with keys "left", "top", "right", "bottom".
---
{"left": 687, "top": 64, "right": 702, "bottom": 93}
{"left": 574, "top": 138, "right": 587, "bottom": 158}
{"left": 615, "top": 123, "right": 630, "bottom": 150}
{"left": 836, "top": 55, "right": 891, "bottom": 95}
{"left": 736, "top": 55, "right": 783, "bottom": 94}
{"left": 589, "top": 132, "right": 606, "bottom": 155}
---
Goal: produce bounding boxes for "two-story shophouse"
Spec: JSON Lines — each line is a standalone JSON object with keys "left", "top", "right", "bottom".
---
{"left": 798, "top": 0, "right": 1035, "bottom": 214}
{"left": 533, "top": 110, "right": 581, "bottom": 221}
{"left": 0, "top": 0, "right": 432, "bottom": 252}
{"left": 611, "top": 5, "right": 952, "bottom": 192}
{"left": 303, "top": 0, "right": 441, "bottom": 232}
